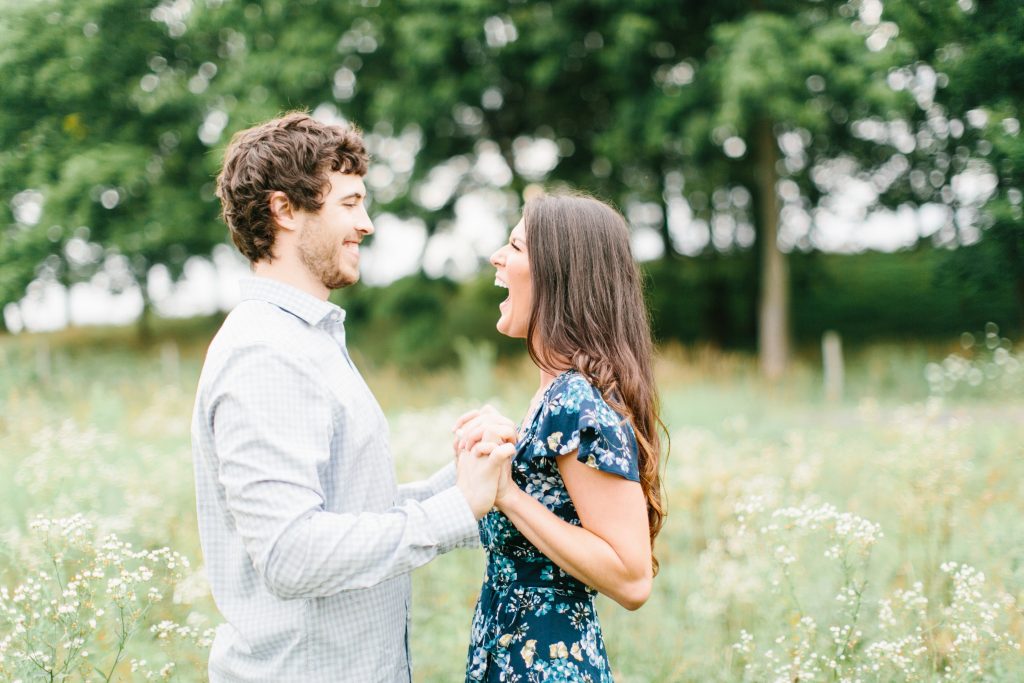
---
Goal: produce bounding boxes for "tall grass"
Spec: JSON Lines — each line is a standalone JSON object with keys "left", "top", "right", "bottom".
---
{"left": 1, "top": 326, "right": 1021, "bottom": 681}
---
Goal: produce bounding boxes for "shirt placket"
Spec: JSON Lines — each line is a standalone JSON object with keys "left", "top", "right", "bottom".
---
{"left": 322, "top": 313, "right": 356, "bottom": 372}
{"left": 321, "top": 315, "right": 396, "bottom": 486}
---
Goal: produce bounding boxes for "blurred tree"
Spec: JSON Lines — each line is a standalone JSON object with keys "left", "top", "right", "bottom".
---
{"left": 0, "top": 0, "right": 218, "bottom": 334}
{"left": 182, "top": 0, "right": 503, "bottom": 280}
{"left": 6, "top": 0, "right": 1009, "bottom": 360}
{"left": 320, "top": 1, "right": 917, "bottom": 377}
{"left": 888, "top": 0, "right": 1024, "bottom": 326}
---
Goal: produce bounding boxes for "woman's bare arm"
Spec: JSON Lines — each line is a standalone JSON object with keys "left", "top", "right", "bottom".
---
{"left": 495, "top": 452, "right": 652, "bottom": 610}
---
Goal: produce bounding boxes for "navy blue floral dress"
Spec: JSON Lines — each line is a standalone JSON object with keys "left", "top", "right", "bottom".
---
{"left": 465, "top": 370, "right": 640, "bottom": 683}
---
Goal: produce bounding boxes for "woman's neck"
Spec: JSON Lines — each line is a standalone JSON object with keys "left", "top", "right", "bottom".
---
{"left": 530, "top": 346, "right": 573, "bottom": 393}
{"left": 538, "top": 367, "right": 559, "bottom": 391}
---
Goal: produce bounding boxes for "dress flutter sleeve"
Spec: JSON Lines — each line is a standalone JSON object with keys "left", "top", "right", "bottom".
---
{"left": 525, "top": 373, "right": 640, "bottom": 482}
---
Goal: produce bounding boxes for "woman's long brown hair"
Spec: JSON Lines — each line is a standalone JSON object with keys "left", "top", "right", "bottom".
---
{"left": 523, "top": 193, "right": 667, "bottom": 574}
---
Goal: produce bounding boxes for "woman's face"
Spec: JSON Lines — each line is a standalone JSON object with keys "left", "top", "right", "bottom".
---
{"left": 490, "top": 219, "right": 532, "bottom": 338}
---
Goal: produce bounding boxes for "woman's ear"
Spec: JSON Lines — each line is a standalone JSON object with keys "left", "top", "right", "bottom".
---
{"left": 268, "top": 191, "right": 301, "bottom": 232}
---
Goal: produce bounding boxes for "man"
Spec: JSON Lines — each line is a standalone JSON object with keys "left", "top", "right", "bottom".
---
{"left": 191, "top": 112, "right": 511, "bottom": 682}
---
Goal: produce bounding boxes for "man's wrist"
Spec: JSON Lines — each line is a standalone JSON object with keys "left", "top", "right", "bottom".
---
{"left": 423, "top": 486, "right": 480, "bottom": 549}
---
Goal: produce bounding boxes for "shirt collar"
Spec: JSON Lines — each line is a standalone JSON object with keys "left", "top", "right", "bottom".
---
{"left": 238, "top": 276, "right": 346, "bottom": 327}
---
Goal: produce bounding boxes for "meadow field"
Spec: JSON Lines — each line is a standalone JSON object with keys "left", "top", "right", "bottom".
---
{"left": 0, "top": 325, "right": 1021, "bottom": 682}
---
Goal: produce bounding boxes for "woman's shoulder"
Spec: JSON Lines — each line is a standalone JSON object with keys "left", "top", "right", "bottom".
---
{"left": 547, "top": 370, "right": 599, "bottom": 403}
{"left": 534, "top": 369, "right": 640, "bottom": 480}
{"left": 546, "top": 371, "right": 618, "bottom": 420}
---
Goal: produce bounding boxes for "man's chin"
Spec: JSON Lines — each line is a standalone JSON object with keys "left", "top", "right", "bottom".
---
{"left": 324, "top": 271, "right": 359, "bottom": 290}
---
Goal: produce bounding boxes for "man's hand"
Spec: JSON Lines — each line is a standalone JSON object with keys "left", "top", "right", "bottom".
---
{"left": 455, "top": 438, "right": 516, "bottom": 519}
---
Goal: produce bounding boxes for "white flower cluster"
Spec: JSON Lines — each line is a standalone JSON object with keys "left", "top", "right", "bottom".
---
{"left": 767, "top": 503, "right": 884, "bottom": 554}
{"left": 734, "top": 614, "right": 848, "bottom": 682}
{"left": 152, "top": 619, "right": 216, "bottom": 648}
{"left": 720, "top": 489, "right": 1022, "bottom": 683}
{"left": 129, "top": 657, "right": 176, "bottom": 680}
{"left": 0, "top": 514, "right": 207, "bottom": 682}
{"left": 731, "top": 555, "right": 1021, "bottom": 682}
{"left": 938, "top": 562, "right": 1021, "bottom": 675}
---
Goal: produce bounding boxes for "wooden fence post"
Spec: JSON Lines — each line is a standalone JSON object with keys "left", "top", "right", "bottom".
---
{"left": 822, "top": 330, "right": 844, "bottom": 402}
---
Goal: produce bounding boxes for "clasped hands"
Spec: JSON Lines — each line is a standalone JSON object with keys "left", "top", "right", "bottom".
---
{"left": 451, "top": 405, "right": 519, "bottom": 519}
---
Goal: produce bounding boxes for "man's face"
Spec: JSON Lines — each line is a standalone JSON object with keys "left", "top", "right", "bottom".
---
{"left": 297, "top": 171, "right": 373, "bottom": 290}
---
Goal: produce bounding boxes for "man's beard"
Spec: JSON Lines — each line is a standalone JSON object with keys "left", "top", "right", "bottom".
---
{"left": 298, "top": 220, "right": 357, "bottom": 290}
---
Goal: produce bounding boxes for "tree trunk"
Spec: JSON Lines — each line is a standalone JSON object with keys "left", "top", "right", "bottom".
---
{"left": 703, "top": 254, "right": 731, "bottom": 347}
{"left": 61, "top": 272, "right": 74, "bottom": 329}
{"left": 65, "top": 285, "right": 74, "bottom": 329}
{"left": 658, "top": 205, "right": 680, "bottom": 261}
{"left": 137, "top": 292, "right": 154, "bottom": 343}
{"left": 1016, "top": 273, "right": 1024, "bottom": 329}
{"left": 754, "top": 118, "right": 789, "bottom": 379}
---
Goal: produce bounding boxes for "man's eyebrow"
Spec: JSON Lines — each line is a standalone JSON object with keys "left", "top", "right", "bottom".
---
{"left": 339, "top": 191, "right": 365, "bottom": 202}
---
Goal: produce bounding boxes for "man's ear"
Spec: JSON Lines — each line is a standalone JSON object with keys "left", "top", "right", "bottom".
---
{"left": 268, "top": 191, "right": 302, "bottom": 232}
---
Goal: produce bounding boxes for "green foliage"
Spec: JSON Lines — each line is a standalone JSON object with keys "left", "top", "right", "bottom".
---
{"left": 793, "top": 247, "right": 1021, "bottom": 341}
{"left": 336, "top": 271, "right": 519, "bottom": 370}
{"left": 173, "top": 1, "right": 928, "bottom": 373}
{"left": 643, "top": 246, "right": 1020, "bottom": 350}
{"left": 886, "top": 0, "right": 1024, "bottom": 325}
{"left": 0, "top": 0, "right": 221, "bottom": 315}
{"left": 2, "top": 0, "right": 1022, "bottom": 352}
{"left": 644, "top": 253, "right": 758, "bottom": 347}
{"left": 326, "top": 249, "right": 1021, "bottom": 372}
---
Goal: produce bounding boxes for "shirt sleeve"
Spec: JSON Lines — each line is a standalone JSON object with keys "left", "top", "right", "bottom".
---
{"left": 397, "top": 461, "right": 457, "bottom": 503}
{"left": 525, "top": 375, "right": 641, "bottom": 482}
{"left": 208, "top": 344, "right": 478, "bottom": 599}
{"left": 397, "top": 463, "right": 481, "bottom": 549}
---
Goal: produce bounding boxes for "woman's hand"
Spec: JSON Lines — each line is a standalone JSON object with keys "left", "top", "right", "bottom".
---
{"left": 454, "top": 405, "right": 519, "bottom": 512}
{"left": 492, "top": 443, "right": 517, "bottom": 510}
{"left": 453, "top": 404, "right": 517, "bottom": 453}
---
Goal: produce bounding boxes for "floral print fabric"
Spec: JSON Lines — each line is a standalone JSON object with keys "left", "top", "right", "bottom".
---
{"left": 466, "top": 371, "right": 639, "bottom": 682}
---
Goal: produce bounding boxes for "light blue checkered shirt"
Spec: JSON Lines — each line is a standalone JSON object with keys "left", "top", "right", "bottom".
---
{"left": 191, "top": 276, "right": 478, "bottom": 682}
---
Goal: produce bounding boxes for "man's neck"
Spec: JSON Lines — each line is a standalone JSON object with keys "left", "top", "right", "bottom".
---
{"left": 252, "top": 258, "right": 329, "bottom": 300}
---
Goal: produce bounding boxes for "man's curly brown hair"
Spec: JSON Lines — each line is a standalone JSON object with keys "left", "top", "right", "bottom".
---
{"left": 215, "top": 112, "right": 369, "bottom": 263}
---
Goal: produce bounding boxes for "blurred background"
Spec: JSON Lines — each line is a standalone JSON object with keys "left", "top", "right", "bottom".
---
{"left": 1, "top": 1, "right": 1022, "bottom": 681}
{"left": 1, "top": 0, "right": 1021, "bottom": 371}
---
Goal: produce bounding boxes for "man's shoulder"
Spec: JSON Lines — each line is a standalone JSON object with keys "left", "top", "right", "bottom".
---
{"left": 213, "top": 300, "right": 311, "bottom": 350}
{"left": 199, "top": 301, "right": 317, "bottom": 381}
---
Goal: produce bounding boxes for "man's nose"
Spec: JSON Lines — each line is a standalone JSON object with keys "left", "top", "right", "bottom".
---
{"left": 357, "top": 207, "right": 374, "bottom": 235}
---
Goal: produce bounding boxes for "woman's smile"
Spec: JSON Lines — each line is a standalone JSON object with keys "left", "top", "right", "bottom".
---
{"left": 490, "top": 221, "right": 531, "bottom": 338}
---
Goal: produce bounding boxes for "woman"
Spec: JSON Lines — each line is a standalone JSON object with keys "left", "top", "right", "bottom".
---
{"left": 455, "top": 193, "right": 666, "bottom": 682}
